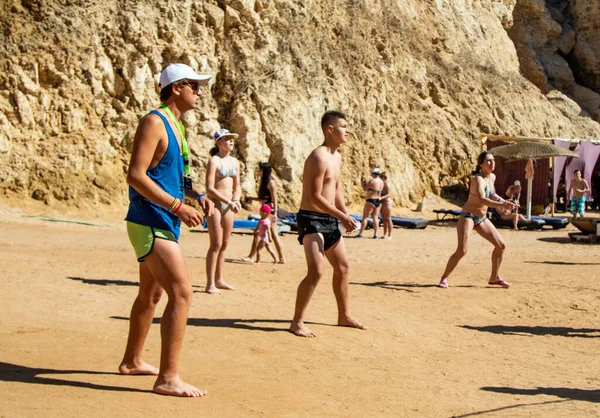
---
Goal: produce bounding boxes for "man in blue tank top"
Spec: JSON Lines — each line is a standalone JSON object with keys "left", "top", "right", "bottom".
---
{"left": 119, "top": 63, "right": 214, "bottom": 397}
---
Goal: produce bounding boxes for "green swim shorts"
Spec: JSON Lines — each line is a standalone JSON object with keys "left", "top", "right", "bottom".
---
{"left": 127, "top": 222, "right": 178, "bottom": 262}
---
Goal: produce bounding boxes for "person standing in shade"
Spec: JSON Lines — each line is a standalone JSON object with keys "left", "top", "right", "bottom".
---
{"left": 121, "top": 63, "right": 214, "bottom": 397}
{"left": 290, "top": 110, "right": 366, "bottom": 337}
{"left": 242, "top": 162, "right": 286, "bottom": 263}
{"left": 438, "top": 151, "right": 516, "bottom": 289}
{"left": 355, "top": 168, "right": 384, "bottom": 238}
{"left": 568, "top": 169, "right": 590, "bottom": 218}
{"left": 204, "top": 128, "right": 241, "bottom": 294}
{"left": 379, "top": 172, "right": 394, "bottom": 239}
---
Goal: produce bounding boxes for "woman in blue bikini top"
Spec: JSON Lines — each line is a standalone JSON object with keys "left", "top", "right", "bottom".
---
{"left": 438, "top": 151, "right": 517, "bottom": 290}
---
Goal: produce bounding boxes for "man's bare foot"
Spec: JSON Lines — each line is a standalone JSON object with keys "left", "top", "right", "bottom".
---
{"left": 119, "top": 360, "right": 159, "bottom": 375}
{"left": 289, "top": 321, "right": 316, "bottom": 337}
{"left": 240, "top": 256, "right": 253, "bottom": 263}
{"left": 205, "top": 286, "right": 222, "bottom": 295}
{"left": 216, "top": 281, "right": 236, "bottom": 291}
{"left": 153, "top": 376, "right": 207, "bottom": 398}
{"left": 278, "top": 257, "right": 286, "bottom": 264}
{"left": 338, "top": 316, "right": 367, "bottom": 330}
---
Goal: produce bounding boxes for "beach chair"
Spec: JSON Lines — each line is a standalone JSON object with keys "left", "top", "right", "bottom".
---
{"left": 489, "top": 208, "right": 545, "bottom": 230}
{"left": 569, "top": 218, "right": 599, "bottom": 243}
{"left": 389, "top": 216, "right": 428, "bottom": 229}
{"left": 433, "top": 209, "right": 461, "bottom": 221}
{"left": 530, "top": 216, "right": 569, "bottom": 230}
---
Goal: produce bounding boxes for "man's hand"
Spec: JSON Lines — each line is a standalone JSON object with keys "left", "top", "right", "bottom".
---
{"left": 341, "top": 214, "right": 359, "bottom": 233}
{"left": 198, "top": 195, "right": 214, "bottom": 217}
{"left": 176, "top": 204, "right": 204, "bottom": 227}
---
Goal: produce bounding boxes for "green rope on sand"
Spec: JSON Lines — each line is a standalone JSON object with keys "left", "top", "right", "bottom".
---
{"left": 32, "top": 216, "right": 108, "bottom": 227}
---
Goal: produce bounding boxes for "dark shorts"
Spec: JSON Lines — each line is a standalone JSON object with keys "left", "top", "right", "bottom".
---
{"left": 297, "top": 209, "right": 342, "bottom": 252}
{"left": 366, "top": 198, "right": 381, "bottom": 208}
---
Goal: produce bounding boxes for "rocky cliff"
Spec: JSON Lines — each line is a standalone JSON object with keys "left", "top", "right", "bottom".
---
{"left": 1, "top": 0, "right": 599, "bottom": 212}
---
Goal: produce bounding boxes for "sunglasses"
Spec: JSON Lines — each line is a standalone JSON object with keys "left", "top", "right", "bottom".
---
{"left": 178, "top": 82, "right": 201, "bottom": 93}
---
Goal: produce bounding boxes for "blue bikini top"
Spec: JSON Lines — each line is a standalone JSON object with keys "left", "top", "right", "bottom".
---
{"left": 218, "top": 160, "right": 237, "bottom": 178}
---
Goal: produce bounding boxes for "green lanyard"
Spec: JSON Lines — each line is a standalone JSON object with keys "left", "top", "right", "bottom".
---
{"left": 160, "top": 103, "right": 190, "bottom": 176}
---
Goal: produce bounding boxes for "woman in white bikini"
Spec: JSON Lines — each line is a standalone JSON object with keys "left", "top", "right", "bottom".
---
{"left": 439, "top": 151, "right": 516, "bottom": 289}
{"left": 205, "top": 128, "right": 241, "bottom": 294}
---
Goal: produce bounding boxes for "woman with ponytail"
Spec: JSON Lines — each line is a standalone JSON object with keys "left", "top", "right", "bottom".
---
{"left": 438, "top": 151, "right": 516, "bottom": 289}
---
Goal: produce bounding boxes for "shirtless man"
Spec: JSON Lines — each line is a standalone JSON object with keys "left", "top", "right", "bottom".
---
{"left": 355, "top": 168, "right": 385, "bottom": 238}
{"left": 120, "top": 63, "right": 214, "bottom": 397}
{"left": 289, "top": 110, "right": 366, "bottom": 337}
{"left": 505, "top": 180, "right": 522, "bottom": 205}
{"left": 568, "top": 169, "right": 590, "bottom": 218}
{"left": 496, "top": 204, "right": 532, "bottom": 230}
{"left": 439, "top": 151, "right": 516, "bottom": 289}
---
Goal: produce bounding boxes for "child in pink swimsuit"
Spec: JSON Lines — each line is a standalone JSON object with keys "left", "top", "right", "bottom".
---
{"left": 256, "top": 204, "right": 278, "bottom": 264}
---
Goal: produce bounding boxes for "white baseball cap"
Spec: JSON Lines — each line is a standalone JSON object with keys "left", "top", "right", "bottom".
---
{"left": 372, "top": 168, "right": 381, "bottom": 175}
{"left": 159, "top": 63, "right": 211, "bottom": 88}
{"left": 213, "top": 128, "right": 239, "bottom": 141}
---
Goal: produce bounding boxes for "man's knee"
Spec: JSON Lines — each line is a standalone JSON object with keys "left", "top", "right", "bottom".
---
{"left": 306, "top": 266, "right": 325, "bottom": 282}
{"left": 220, "top": 240, "right": 230, "bottom": 251}
{"left": 496, "top": 240, "right": 506, "bottom": 251}
{"left": 138, "top": 287, "right": 164, "bottom": 306}
{"left": 334, "top": 261, "right": 350, "bottom": 276}
{"left": 171, "top": 284, "right": 193, "bottom": 305}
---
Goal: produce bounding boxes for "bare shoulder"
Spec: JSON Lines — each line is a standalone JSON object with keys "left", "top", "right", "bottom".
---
{"left": 207, "top": 155, "right": 220, "bottom": 168}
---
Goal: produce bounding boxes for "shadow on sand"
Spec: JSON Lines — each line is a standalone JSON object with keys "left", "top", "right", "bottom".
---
{"left": 524, "top": 260, "right": 600, "bottom": 266}
{"left": 460, "top": 325, "right": 600, "bottom": 338}
{"left": 351, "top": 281, "right": 475, "bottom": 292}
{"left": 111, "top": 316, "right": 329, "bottom": 333}
{"left": 481, "top": 386, "right": 600, "bottom": 402}
{"left": 453, "top": 386, "right": 599, "bottom": 417}
{"left": 68, "top": 276, "right": 138, "bottom": 287}
{"left": 0, "top": 362, "right": 149, "bottom": 394}
{"left": 536, "top": 236, "right": 575, "bottom": 245}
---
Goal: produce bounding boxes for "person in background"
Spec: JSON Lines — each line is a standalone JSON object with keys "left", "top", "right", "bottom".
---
{"left": 254, "top": 204, "right": 278, "bottom": 264}
{"left": 505, "top": 180, "right": 522, "bottom": 206}
{"left": 568, "top": 169, "right": 590, "bottom": 219}
{"left": 379, "top": 172, "right": 394, "bottom": 239}
{"left": 355, "top": 168, "right": 384, "bottom": 239}
{"left": 205, "top": 128, "right": 241, "bottom": 294}
{"left": 242, "top": 162, "right": 286, "bottom": 263}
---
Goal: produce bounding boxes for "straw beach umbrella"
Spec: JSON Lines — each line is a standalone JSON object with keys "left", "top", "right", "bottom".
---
{"left": 489, "top": 141, "right": 580, "bottom": 218}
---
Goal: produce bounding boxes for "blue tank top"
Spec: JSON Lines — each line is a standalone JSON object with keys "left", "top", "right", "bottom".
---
{"left": 125, "top": 110, "right": 184, "bottom": 238}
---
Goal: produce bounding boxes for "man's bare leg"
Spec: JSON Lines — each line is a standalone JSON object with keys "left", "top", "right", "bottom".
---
{"left": 290, "top": 234, "right": 325, "bottom": 337}
{"left": 325, "top": 238, "right": 366, "bottom": 330}
{"left": 215, "top": 209, "right": 236, "bottom": 290}
{"left": 143, "top": 239, "right": 206, "bottom": 397}
{"left": 119, "top": 262, "right": 163, "bottom": 375}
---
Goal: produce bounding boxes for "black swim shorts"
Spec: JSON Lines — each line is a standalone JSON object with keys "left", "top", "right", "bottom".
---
{"left": 366, "top": 198, "right": 381, "bottom": 208}
{"left": 297, "top": 209, "right": 342, "bottom": 251}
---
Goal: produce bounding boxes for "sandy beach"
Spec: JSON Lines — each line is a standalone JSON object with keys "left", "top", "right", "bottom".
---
{"left": 1, "top": 203, "right": 599, "bottom": 417}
